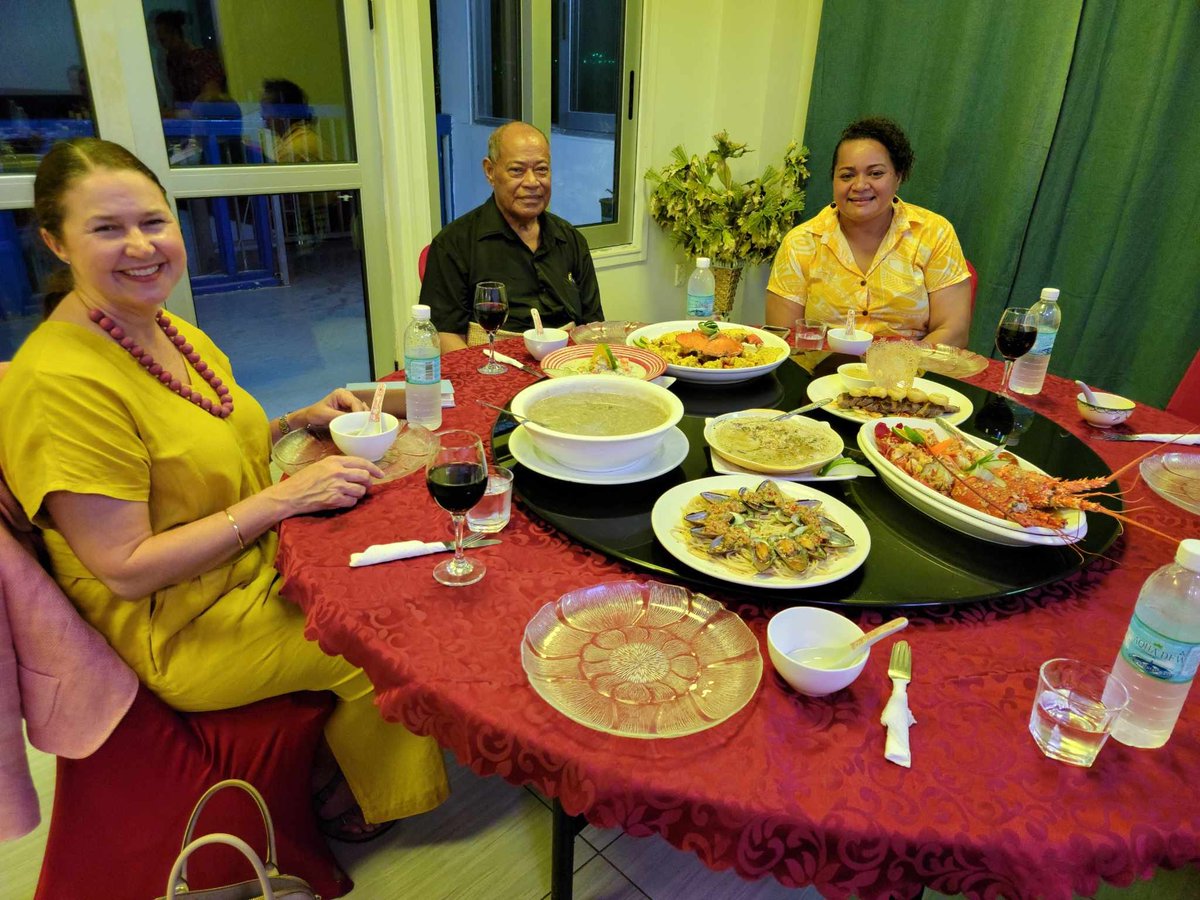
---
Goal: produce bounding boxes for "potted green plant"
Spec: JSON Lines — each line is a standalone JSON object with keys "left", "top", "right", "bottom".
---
{"left": 646, "top": 132, "right": 810, "bottom": 318}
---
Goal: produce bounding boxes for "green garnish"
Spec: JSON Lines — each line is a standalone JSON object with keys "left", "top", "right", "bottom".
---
{"left": 895, "top": 424, "right": 927, "bottom": 445}
{"left": 818, "top": 457, "right": 876, "bottom": 478}
{"left": 697, "top": 320, "right": 721, "bottom": 337}
{"left": 601, "top": 342, "right": 618, "bottom": 370}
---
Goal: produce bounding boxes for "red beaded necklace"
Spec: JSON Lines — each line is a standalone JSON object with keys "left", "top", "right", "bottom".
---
{"left": 88, "top": 307, "right": 233, "bottom": 418}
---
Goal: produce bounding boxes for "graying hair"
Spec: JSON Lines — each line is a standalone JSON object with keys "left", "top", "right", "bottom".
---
{"left": 487, "top": 121, "right": 551, "bottom": 162}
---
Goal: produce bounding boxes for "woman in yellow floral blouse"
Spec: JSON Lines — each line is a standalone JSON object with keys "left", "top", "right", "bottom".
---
{"left": 766, "top": 118, "right": 972, "bottom": 347}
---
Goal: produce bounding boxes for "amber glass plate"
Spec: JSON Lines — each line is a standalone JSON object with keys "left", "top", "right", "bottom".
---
{"left": 271, "top": 424, "right": 437, "bottom": 483}
{"left": 521, "top": 580, "right": 762, "bottom": 738}
{"left": 918, "top": 344, "right": 989, "bottom": 378}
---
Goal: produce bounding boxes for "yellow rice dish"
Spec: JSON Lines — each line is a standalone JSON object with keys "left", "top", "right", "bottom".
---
{"left": 637, "top": 328, "right": 785, "bottom": 369}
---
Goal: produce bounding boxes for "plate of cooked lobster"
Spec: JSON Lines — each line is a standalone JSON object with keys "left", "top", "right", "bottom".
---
{"left": 857, "top": 417, "right": 1089, "bottom": 547}
{"left": 627, "top": 320, "right": 790, "bottom": 384}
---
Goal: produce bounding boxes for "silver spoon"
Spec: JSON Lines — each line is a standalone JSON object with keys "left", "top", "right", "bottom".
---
{"left": 771, "top": 398, "right": 832, "bottom": 421}
{"left": 475, "top": 399, "right": 552, "bottom": 429}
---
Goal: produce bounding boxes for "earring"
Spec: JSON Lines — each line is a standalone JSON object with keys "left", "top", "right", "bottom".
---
{"left": 892, "top": 196, "right": 899, "bottom": 204}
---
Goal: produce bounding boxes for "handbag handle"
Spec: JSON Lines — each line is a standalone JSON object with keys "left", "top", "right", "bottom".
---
{"left": 176, "top": 779, "right": 280, "bottom": 890}
{"left": 164, "top": 833, "right": 275, "bottom": 899}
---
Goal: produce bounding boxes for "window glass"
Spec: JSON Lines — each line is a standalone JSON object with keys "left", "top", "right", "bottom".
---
{"left": 550, "top": 0, "right": 622, "bottom": 226}
{"left": 0, "top": 0, "right": 95, "bottom": 169}
{"left": 0, "top": 210, "right": 52, "bottom": 359}
{"left": 144, "top": 0, "right": 356, "bottom": 168}
{"left": 430, "top": 0, "right": 628, "bottom": 232}
{"left": 181, "top": 189, "right": 370, "bottom": 416}
{"left": 432, "top": 0, "right": 520, "bottom": 224}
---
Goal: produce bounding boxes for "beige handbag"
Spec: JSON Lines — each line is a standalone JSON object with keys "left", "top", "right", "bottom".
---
{"left": 157, "top": 779, "right": 318, "bottom": 900}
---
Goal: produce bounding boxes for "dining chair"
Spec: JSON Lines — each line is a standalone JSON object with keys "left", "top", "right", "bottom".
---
{"left": 418, "top": 243, "right": 430, "bottom": 282}
{"left": 1167, "top": 349, "right": 1200, "bottom": 423}
{"left": 966, "top": 259, "right": 978, "bottom": 314}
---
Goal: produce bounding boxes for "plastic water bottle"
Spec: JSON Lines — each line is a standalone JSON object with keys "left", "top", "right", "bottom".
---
{"left": 686, "top": 257, "right": 715, "bottom": 319}
{"left": 404, "top": 304, "right": 442, "bottom": 430}
{"left": 1108, "top": 539, "right": 1200, "bottom": 748}
{"left": 1010, "top": 287, "right": 1061, "bottom": 395}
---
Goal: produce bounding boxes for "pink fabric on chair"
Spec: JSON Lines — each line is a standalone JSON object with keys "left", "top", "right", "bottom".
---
{"left": 0, "top": 522, "right": 138, "bottom": 841}
{"left": 1167, "top": 350, "right": 1200, "bottom": 423}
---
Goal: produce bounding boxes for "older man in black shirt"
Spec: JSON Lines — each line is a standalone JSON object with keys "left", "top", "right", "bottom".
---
{"left": 420, "top": 121, "right": 604, "bottom": 351}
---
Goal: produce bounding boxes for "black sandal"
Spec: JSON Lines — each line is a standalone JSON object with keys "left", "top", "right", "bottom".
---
{"left": 312, "top": 771, "right": 398, "bottom": 843}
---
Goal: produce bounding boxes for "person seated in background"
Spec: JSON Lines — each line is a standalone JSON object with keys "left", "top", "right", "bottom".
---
{"left": 420, "top": 121, "right": 604, "bottom": 352}
{"left": 260, "top": 78, "right": 328, "bottom": 164}
{"left": 0, "top": 138, "right": 448, "bottom": 842}
{"left": 766, "top": 117, "right": 972, "bottom": 347}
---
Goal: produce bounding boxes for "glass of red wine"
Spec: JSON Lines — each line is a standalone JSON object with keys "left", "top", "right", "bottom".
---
{"left": 475, "top": 281, "right": 509, "bottom": 375}
{"left": 994, "top": 306, "right": 1036, "bottom": 396}
{"left": 425, "top": 429, "right": 488, "bottom": 586}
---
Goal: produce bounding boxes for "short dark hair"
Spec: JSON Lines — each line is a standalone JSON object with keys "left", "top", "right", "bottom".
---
{"left": 831, "top": 117, "right": 914, "bottom": 181}
{"left": 261, "top": 79, "right": 312, "bottom": 123}
{"left": 154, "top": 10, "right": 186, "bottom": 35}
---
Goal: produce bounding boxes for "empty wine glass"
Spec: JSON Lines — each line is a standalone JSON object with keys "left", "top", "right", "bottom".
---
{"left": 475, "top": 281, "right": 509, "bottom": 375}
{"left": 425, "top": 430, "right": 488, "bottom": 586}
{"left": 994, "top": 307, "right": 1036, "bottom": 396}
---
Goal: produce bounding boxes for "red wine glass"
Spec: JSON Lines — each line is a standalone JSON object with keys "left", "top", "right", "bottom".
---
{"left": 994, "top": 307, "right": 1036, "bottom": 396}
{"left": 475, "top": 281, "right": 509, "bottom": 375}
{"left": 425, "top": 430, "right": 488, "bottom": 586}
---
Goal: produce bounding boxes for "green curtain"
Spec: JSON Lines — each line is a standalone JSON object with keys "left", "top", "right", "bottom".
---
{"left": 804, "top": 0, "right": 1200, "bottom": 407}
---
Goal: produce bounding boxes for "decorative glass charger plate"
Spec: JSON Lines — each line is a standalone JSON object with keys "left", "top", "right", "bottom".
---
{"left": 806, "top": 373, "right": 973, "bottom": 426}
{"left": 521, "top": 580, "right": 762, "bottom": 738}
{"left": 918, "top": 344, "right": 989, "bottom": 378}
{"left": 1140, "top": 452, "right": 1200, "bottom": 515}
{"left": 271, "top": 424, "right": 437, "bottom": 483}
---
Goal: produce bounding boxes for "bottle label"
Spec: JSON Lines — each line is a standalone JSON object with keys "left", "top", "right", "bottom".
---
{"left": 687, "top": 292, "right": 714, "bottom": 318}
{"left": 405, "top": 355, "right": 440, "bottom": 386}
{"left": 1027, "top": 328, "right": 1058, "bottom": 358}
{"left": 1119, "top": 612, "right": 1200, "bottom": 683}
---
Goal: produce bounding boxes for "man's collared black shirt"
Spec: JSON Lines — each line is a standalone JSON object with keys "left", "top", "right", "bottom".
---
{"left": 419, "top": 196, "right": 604, "bottom": 335}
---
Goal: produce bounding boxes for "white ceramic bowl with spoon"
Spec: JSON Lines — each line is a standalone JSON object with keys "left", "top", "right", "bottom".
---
{"left": 767, "top": 606, "right": 867, "bottom": 696}
{"left": 329, "top": 412, "right": 400, "bottom": 461}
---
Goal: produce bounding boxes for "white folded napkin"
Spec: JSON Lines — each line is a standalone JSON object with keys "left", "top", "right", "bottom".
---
{"left": 1119, "top": 433, "right": 1200, "bottom": 444}
{"left": 880, "top": 680, "right": 916, "bottom": 767}
{"left": 349, "top": 540, "right": 449, "bottom": 567}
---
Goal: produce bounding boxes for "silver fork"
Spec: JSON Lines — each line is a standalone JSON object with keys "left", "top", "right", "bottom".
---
{"left": 888, "top": 640, "right": 911, "bottom": 683}
{"left": 771, "top": 398, "right": 832, "bottom": 420}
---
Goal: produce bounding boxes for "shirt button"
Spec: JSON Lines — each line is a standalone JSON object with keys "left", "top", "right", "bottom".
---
{"left": 859, "top": 280, "right": 867, "bottom": 286}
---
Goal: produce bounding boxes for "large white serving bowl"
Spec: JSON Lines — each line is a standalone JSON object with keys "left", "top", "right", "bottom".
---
{"left": 626, "top": 320, "right": 791, "bottom": 384}
{"left": 767, "top": 606, "right": 868, "bottom": 696}
{"left": 509, "top": 374, "right": 684, "bottom": 473}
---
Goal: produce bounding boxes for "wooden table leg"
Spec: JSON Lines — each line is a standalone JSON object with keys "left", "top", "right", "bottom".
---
{"left": 550, "top": 798, "right": 586, "bottom": 900}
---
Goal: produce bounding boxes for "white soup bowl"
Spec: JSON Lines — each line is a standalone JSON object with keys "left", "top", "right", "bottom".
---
{"left": 767, "top": 606, "right": 868, "bottom": 696}
{"left": 329, "top": 412, "right": 400, "bottom": 461}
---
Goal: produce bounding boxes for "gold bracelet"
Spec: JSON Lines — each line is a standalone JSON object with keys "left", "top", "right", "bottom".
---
{"left": 224, "top": 508, "right": 246, "bottom": 551}
{"left": 277, "top": 413, "right": 293, "bottom": 436}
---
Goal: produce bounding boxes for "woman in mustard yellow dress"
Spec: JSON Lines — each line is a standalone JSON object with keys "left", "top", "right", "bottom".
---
{"left": 766, "top": 118, "right": 972, "bottom": 347}
{"left": 0, "top": 138, "right": 447, "bottom": 840}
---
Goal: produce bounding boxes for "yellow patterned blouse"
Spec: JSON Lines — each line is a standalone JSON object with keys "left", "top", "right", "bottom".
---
{"left": 767, "top": 199, "right": 969, "bottom": 339}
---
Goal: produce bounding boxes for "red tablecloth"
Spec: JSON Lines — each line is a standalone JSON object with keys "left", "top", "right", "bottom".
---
{"left": 277, "top": 342, "right": 1200, "bottom": 900}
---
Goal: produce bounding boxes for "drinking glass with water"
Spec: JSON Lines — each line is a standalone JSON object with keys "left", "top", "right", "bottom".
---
{"left": 467, "top": 466, "right": 514, "bottom": 533}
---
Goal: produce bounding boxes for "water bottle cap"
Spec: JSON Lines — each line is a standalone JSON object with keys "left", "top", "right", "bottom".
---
{"left": 411, "top": 304, "right": 431, "bottom": 320}
{"left": 1176, "top": 539, "right": 1200, "bottom": 572}
{"left": 696, "top": 257, "right": 711, "bottom": 268}
{"left": 1040, "top": 288, "right": 1060, "bottom": 301}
